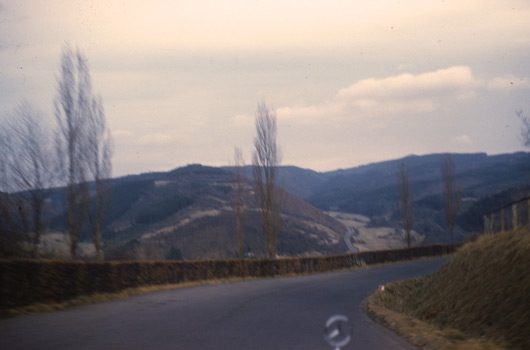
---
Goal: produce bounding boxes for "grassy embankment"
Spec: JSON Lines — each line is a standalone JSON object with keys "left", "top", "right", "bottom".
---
{"left": 366, "top": 228, "right": 530, "bottom": 350}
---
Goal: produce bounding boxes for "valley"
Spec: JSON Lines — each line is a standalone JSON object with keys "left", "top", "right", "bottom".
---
{"left": 328, "top": 211, "right": 423, "bottom": 251}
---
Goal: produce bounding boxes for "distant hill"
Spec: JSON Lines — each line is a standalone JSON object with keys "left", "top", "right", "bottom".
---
{"left": 50, "top": 164, "right": 348, "bottom": 260}
{"left": 222, "top": 165, "right": 327, "bottom": 199}
{"left": 284, "top": 152, "right": 529, "bottom": 244}
{"left": 8, "top": 152, "right": 528, "bottom": 259}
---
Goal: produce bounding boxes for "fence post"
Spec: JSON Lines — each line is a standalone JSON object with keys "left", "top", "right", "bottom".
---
{"left": 490, "top": 213, "right": 495, "bottom": 233}
{"left": 513, "top": 203, "right": 518, "bottom": 230}
{"left": 484, "top": 214, "right": 488, "bottom": 234}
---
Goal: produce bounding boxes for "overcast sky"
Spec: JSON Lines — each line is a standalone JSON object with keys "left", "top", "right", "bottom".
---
{"left": 1, "top": 1, "right": 530, "bottom": 177}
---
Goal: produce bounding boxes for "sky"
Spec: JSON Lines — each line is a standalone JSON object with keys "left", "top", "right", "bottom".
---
{"left": 1, "top": 0, "right": 530, "bottom": 177}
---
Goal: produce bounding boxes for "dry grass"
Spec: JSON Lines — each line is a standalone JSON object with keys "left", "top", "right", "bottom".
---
{"left": 366, "top": 228, "right": 530, "bottom": 350}
{"left": 2, "top": 277, "right": 250, "bottom": 318}
{"left": 365, "top": 290, "right": 504, "bottom": 350}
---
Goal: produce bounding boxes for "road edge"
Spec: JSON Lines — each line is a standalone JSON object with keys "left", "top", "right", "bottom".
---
{"left": 3, "top": 255, "right": 449, "bottom": 318}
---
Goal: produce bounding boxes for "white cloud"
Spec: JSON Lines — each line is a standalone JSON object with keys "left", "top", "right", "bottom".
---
{"left": 487, "top": 74, "right": 530, "bottom": 93}
{"left": 337, "top": 66, "right": 478, "bottom": 100}
{"left": 276, "top": 102, "right": 345, "bottom": 123}
{"left": 276, "top": 66, "right": 477, "bottom": 126}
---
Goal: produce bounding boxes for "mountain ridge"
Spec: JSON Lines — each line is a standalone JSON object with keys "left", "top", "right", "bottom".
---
{"left": 101, "top": 151, "right": 529, "bottom": 257}
{"left": 4, "top": 152, "right": 528, "bottom": 260}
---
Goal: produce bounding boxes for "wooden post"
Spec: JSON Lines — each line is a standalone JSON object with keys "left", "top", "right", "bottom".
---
{"left": 500, "top": 208, "right": 505, "bottom": 232}
{"left": 484, "top": 214, "right": 488, "bottom": 234}
{"left": 490, "top": 213, "right": 495, "bottom": 233}
{"left": 513, "top": 203, "right": 518, "bottom": 230}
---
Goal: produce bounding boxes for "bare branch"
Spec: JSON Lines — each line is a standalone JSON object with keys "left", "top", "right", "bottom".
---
{"left": 516, "top": 109, "right": 530, "bottom": 149}
{"left": 85, "top": 95, "right": 113, "bottom": 260}
{"left": 0, "top": 127, "right": 25, "bottom": 257}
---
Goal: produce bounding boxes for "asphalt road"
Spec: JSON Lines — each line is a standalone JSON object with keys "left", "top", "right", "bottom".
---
{"left": 0, "top": 257, "right": 449, "bottom": 350}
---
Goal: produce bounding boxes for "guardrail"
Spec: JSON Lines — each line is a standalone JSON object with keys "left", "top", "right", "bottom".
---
{"left": 483, "top": 196, "right": 530, "bottom": 233}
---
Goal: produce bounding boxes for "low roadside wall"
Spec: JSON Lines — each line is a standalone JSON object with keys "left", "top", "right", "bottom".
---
{"left": 0, "top": 244, "right": 459, "bottom": 310}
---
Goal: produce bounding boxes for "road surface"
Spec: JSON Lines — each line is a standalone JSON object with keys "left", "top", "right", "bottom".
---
{"left": 0, "top": 257, "right": 449, "bottom": 350}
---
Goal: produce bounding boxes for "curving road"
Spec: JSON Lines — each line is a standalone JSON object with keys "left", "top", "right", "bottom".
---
{"left": 0, "top": 257, "right": 448, "bottom": 350}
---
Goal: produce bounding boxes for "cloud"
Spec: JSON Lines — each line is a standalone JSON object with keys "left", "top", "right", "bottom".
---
{"left": 275, "top": 66, "right": 477, "bottom": 125}
{"left": 276, "top": 102, "right": 345, "bottom": 123}
{"left": 337, "top": 66, "right": 478, "bottom": 100}
{"left": 487, "top": 74, "right": 530, "bottom": 93}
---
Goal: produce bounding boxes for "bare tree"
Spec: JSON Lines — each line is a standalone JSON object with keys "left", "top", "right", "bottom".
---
{"left": 441, "top": 154, "right": 460, "bottom": 244}
{"left": 54, "top": 45, "right": 91, "bottom": 258}
{"left": 517, "top": 109, "right": 530, "bottom": 148}
{"left": 253, "top": 102, "right": 282, "bottom": 259}
{"left": 231, "top": 146, "right": 246, "bottom": 259}
{"left": 398, "top": 163, "right": 413, "bottom": 247}
{"left": 0, "top": 127, "right": 25, "bottom": 257}
{"left": 55, "top": 45, "right": 112, "bottom": 259}
{"left": 85, "top": 94, "right": 113, "bottom": 260}
{"left": 8, "top": 102, "right": 54, "bottom": 258}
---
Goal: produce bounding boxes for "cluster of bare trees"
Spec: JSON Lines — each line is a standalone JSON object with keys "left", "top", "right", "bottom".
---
{"left": 397, "top": 105, "right": 530, "bottom": 246}
{"left": 398, "top": 154, "right": 461, "bottom": 247}
{"left": 0, "top": 103, "right": 53, "bottom": 257}
{"left": 0, "top": 45, "right": 112, "bottom": 259}
{"left": 55, "top": 45, "right": 113, "bottom": 259}
{"left": 231, "top": 102, "right": 282, "bottom": 259}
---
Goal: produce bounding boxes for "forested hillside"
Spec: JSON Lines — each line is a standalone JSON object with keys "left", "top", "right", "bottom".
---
{"left": 3, "top": 152, "right": 528, "bottom": 259}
